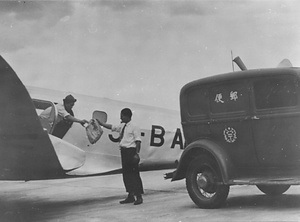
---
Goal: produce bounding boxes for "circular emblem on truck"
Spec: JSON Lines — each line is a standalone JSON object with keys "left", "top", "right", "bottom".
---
{"left": 223, "top": 127, "right": 237, "bottom": 143}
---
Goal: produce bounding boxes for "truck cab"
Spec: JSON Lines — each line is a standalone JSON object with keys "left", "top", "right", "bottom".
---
{"left": 172, "top": 67, "right": 300, "bottom": 208}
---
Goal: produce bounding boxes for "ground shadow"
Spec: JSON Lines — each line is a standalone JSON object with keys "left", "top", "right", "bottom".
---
{"left": 179, "top": 193, "right": 300, "bottom": 211}
{"left": 225, "top": 193, "right": 300, "bottom": 209}
{"left": 0, "top": 194, "right": 123, "bottom": 222}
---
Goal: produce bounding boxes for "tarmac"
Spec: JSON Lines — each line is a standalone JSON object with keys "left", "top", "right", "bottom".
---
{"left": 0, "top": 169, "right": 300, "bottom": 222}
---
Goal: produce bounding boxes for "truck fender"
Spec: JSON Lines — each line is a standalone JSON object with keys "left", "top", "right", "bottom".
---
{"left": 172, "top": 139, "right": 235, "bottom": 184}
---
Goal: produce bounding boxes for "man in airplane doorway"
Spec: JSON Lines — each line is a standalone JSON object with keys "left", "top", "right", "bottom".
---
{"left": 39, "top": 94, "right": 88, "bottom": 139}
{"left": 97, "top": 108, "right": 144, "bottom": 205}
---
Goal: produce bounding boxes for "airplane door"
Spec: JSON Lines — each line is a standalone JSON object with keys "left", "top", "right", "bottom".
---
{"left": 252, "top": 76, "right": 300, "bottom": 167}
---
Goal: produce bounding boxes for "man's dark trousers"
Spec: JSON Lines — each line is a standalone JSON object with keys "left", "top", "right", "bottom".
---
{"left": 120, "top": 148, "right": 144, "bottom": 196}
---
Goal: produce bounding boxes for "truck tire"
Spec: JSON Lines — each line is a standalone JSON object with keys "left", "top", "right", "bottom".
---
{"left": 257, "top": 185, "right": 290, "bottom": 195}
{"left": 186, "top": 155, "right": 229, "bottom": 209}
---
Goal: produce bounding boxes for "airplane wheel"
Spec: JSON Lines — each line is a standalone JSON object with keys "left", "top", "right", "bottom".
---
{"left": 186, "top": 155, "right": 229, "bottom": 209}
{"left": 256, "top": 185, "right": 290, "bottom": 195}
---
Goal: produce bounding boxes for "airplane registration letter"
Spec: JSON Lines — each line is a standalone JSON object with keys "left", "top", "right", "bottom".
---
{"left": 150, "top": 125, "right": 165, "bottom": 147}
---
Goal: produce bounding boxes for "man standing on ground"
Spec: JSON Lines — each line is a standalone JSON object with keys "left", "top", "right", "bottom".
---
{"left": 97, "top": 108, "right": 144, "bottom": 205}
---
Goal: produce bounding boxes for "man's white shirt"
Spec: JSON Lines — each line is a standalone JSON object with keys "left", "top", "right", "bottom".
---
{"left": 111, "top": 121, "right": 141, "bottom": 148}
{"left": 39, "top": 103, "right": 70, "bottom": 123}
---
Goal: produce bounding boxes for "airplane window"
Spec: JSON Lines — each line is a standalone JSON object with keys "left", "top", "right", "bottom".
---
{"left": 93, "top": 111, "right": 108, "bottom": 123}
{"left": 32, "top": 99, "right": 58, "bottom": 133}
{"left": 32, "top": 99, "right": 52, "bottom": 115}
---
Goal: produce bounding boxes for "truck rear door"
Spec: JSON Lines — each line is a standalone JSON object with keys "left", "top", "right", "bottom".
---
{"left": 208, "top": 80, "right": 258, "bottom": 168}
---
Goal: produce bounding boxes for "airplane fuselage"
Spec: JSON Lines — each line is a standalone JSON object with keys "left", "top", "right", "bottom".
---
{"left": 28, "top": 86, "right": 184, "bottom": 176}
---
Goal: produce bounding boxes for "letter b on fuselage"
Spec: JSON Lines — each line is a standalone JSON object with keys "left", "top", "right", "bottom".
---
{"left": 150, "top": 125, "right": 165, "bottom": 147}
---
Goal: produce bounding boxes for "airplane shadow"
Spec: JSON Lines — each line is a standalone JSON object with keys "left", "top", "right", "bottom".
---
{"left": 0, "top": 194, "right": 123, "bottom": 222}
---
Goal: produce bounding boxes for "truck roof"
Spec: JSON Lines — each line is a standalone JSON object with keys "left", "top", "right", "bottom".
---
{"left": 181, "top": 67, "right": 300, "bottom": 95}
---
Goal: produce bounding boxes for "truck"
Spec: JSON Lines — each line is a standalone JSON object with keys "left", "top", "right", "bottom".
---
{"left": 172, "top": 59, "right": 300, "bottom": 208}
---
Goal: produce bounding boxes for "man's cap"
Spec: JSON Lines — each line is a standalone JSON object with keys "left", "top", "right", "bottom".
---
{"left": 63, "top": 94, "right": 77, "bottom": 103}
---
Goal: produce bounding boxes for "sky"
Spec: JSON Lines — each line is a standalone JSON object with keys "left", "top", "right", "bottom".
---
{"left": 0, "top": 0, "right": 300, "bottom": 110}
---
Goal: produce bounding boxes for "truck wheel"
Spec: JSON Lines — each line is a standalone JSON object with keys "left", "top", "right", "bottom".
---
{"left": 256, "top": 185, "right": 290, "bottom": 195}
{"left": 186, "top": 155, "right": 229, "bottom": 209}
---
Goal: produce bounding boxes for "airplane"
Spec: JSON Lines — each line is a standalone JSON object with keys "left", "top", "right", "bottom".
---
{"left": 0, "top": 55, "right": 184, "bottom": 181}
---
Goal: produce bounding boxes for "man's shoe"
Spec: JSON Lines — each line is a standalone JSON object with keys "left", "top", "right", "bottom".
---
{"left": 120, "top": 196, "right": 135, "bottom": 204}
{"left": 134, "top": 196, "right": 143, "bottom": 205}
